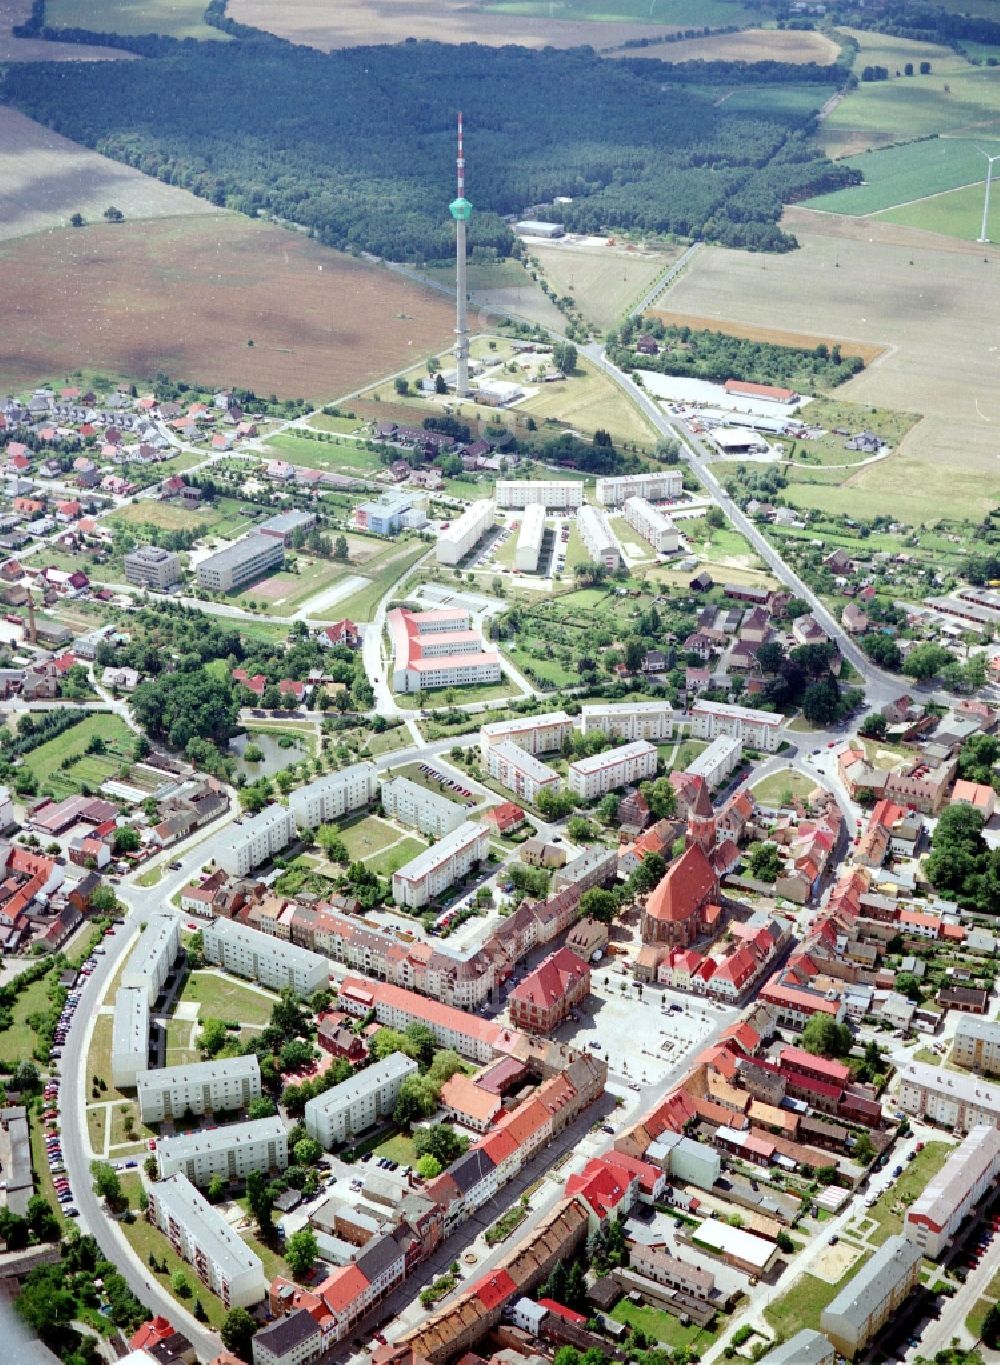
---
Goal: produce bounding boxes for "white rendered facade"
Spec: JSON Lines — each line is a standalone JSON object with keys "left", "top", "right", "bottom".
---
{"left": 120, "top": 913, "right": 180, "bottom": 1007}
{"left": 379, "top": 775, "right": 467, "bottom": 838}
{"left": 595, "top": 470, "right": 683, "bottom": 507}
{"left": 288, "top": 763, "right": 378, "bottom": 829}
{"left": 156, "top": 1117, "right": 289, "bottom": 1186}
{"left": 897, "top": 1060, "right": 1000, "bottom": 1134}
{"left": 148, "top": 1173, "right": 267, "bottom": 1307}
{"left": 392, "top": 820, "right": 489, "bottom": 909}
{"left": 576, "top": 504, "right": 623, "bottom": 571}
{"left": 387, "top": 607, "right": 501, "bottom": 693}
{"left": 480, "top": 710, "right": 573, "bottom": 756}
{"left": 137, "top": 1055, "right": 262, "bottom": 1124}
{"left": 111, "top": 987, "right": 149, "bottom": 1089}
{"left": 304, "top": 1053, "right": 418, "bottom": 1149}
{"left": 905, "top": 1125, "right": 1000, "bottom": 1258}
{"left": 685, "top": 734, "right": 741, "bottom": 788}
{"left": 624, "top": 496, "right": 679, "bottom": 554}
{"left": 580, "top": 701, "right": 677, "bottom": 743}
{"left": 436, "top": 499, "right": 495, "bottom": 565}
{"left": 690, "top": 699, "right": 783, "bottom": 752}
{"left": 514, "top": 503, "right": 546, "bottom": 572}
{"left": 196, "top": 534, "right": 284, "bottom": 593}
{"left": 496, "top": 480, "right": 582, "bottom": 510}
{"left": 202, "top": 917, "right": 328, "bottom": 997}
{"left": 487, "top": 739, "right": 562, "bottom": 804}
{"left": 568, "top": 739, "right": 657, "bottom": 800}
{"left": 203, "top": 804, "right": 296, "bottom": 876}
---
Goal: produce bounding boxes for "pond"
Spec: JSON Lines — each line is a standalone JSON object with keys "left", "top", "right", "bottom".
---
{"left": 229, "top": 729, "right": 307, "bottom": 779}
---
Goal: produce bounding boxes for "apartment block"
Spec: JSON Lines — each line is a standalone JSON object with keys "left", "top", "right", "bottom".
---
{"left": 157, "top": 1117, "right": 289, "bottom": 1186}
{"left": 304, "top": 1053, "right": 419, "bottom": 1149}
{"left": 905, "top": 1125, "right": 1000, "bottom": 1258}
{"left": 337, "top": 976, "right": 505, "bottom": 1063}
{"left": 951, "top": 1016, "right": 1000, "bottom": 1075}
{"left": 623, "top": 496, "right": 679, "bottom": 554}
{"left": 480, "top": 710, "right": 573, "bottom": 756}
{"left": 580, "top": 700, "right": 677, "bottom": 743}
{"left": 568, "top": 739, "right": 657, "bottom": 800}
{"left": 595, "top": 470, "right": 683, "bottom": 507}
{"left": 120, "top": 912, "right": 180, "bottom": 1007}
{"left": 391, "top": 820, "right": 489, "bottom": 909}
{"left": 496, "top": 480, "right": 582, "bottom": 510}
{"left": 487, "top": 740, "right": 562, "bottom": 804}
{"left": 148, "top": 1173, "right": 267, "bottom": 1307}
{"left": 820, "top": 1235, "right": 922, "bottom": 1359}
{"left": 196, "top": 533, "right": 284, "bottom": 593}
{"left": 514, "top": 503, "right": 546, "bottom": 572}
{"left": 576, "top": 504, "right": 623, "bottom": 571}
{"left": 202, "top": 917, "right": 329, "bottom": 998}
{"left": 387, "top": 607, "right": 501, "bottom": 693}
{"left": 379, "top": 775, "right": 467, "bottom": 838}
{"left": 685, "top": 734, "right": 741, "bottom": 788}
{"left": 760, "top": 1333, "right": 836, "bottom": 1365}
{"left": 436, "top": 499, "right": 495, "bottom": 565}
{"left": 690, "top": 699, "right": 783, "bottom": 752}
{"left": 897, "top": 1059, "right": 1000, "bottom": 1134}
{"left": 288, "top": 763, "right": 378, "bottom": 829}
{"left": 137, "top": 1055, "right": 262, "bottom": 1124}
{"left": 110, "top": 986, "right": 149, "bottom": 1089}
{"left": 123, "top": 544, "right": 181, "bottom": 590}
{"left": 201, "top": 803, "right": 296, "bottom": 876}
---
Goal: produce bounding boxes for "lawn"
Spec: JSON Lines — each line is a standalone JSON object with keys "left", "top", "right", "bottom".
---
{"left": 264, "top": 430, "right": 385, "bottom": 476}
{"left": 396, "top": 680, "right": 520, "bottom": 707}
{"left": 878, "top": 178, "right": 1000, "bottom": 243}
{"left": 866, "top": 1141, "right": 954, "bottom": 1245}
{"left": 804, "top": 136, "right": 1000, "bottom": 216}
{"left": 671, "top": 739, "right": 709, "bottom": 771}
{"left": 504, "top": 644, "right": 580, "bottom": 689}
{"left": 326, "top": 541, "right": 431, "bottom": 623}
{"left": 611, "top": 1298, "right": 717, "bottom": 1351}
{"left": 234, "top": 557, "right": 350, "bottom": 614}
{"left": 120, "top": 1208, "right": 229, "bottom": 1330}
{"left": 22, "top": 712, "right": 136, "bottom": 801}
{"left": 0, "top": 970, "right": 55, "bottom": 1066}
{"left": 367, "top": 727, "right": 408, "bottom": 758}
{"left": 179, "top": 970, "right": 277, "bottom": 1027}
{"left": 86, "top": 1013, "right": 139, "bottom": 1104}
{"left": 374, "top": 1131, "right": 418, "bottom": 1164}
{"left": 165, "top": 1018, "right": 200, "bottom": 1067}
{"left": 527, "top": 241, "right": 680, "bottom": 330}
{"left": 752, "top": 769, "right": 820, "bottom": 806}
{"left": 365, "top": 836, "right": 428, "bottom": 877}
{"left": 788, "top": 398, "right": 920, "bottom": 468}
{"left": 764, "top": 1250, "right": 873, "bottom": 1339}
{"left": 338, "top": 814, "right": 407, "bottom": 861}
{"left": 516, "top": 357, "right": 657, "bottom": 448}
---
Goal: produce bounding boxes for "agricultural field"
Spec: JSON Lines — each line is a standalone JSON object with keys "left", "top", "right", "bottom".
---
{"left": 613, "top": 26, "right": 840, "bottom": 64}
{"left": 804, "top": 136, "right": 1000, "bottom": 217}
{"left": 649, "top": 308, "right": 881, "bottom": 365}
{"left": 658, "top": 214, "right": 1000, "bottom": 521}
{"left": 877, "top": 178, "right": 1000, "bottom": 241}
{"left": 528, "top": 240, "right": 681, "bottom": 330}
{"left": 0, "top": 215, "right": 455, "bottom": 400}
{"left": 45, "top": 0, "right": 229, "bottom": 40}
{"left": 22, "top": 712, "right": 137, "bottom": 801}
{"left": 0, "top": 0, "right": 135, "bottom": 61}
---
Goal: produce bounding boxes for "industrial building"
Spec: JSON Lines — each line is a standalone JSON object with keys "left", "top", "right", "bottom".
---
{"left": 201, "top": 803, "right": 296, "bottom": 876}
{"left": 147, "top": 1173, "right": 267, "bottom": 1307}
{"left": 487, "top": 739, "right": 562, "bottom": 804}
{"left": 514, "top": 220, "right": 564, "bottom": 238}
{"left": 387, "top": 606, "right": 501, "bottom": 693}
{"left": 436, "top": 500, "right": 495, "bottom": 565}
{"left": 820, "top": 1235, "right": 922, "bottom": 1359}
{"left": 623, "top": 496, "right": 679, "bottom": 554}
{"left": 480, "top": 711, "right": 573, "bottom": 756}
{"left": 496, "top": 480, "right": 582, "bottom": 510}
{"left": 196, "top": 534, "right": 284, "bottom": 593}
{"left": 595, "top": 470, "right": 683, "bottom": 507}
{"left": 905, "top": 1125, "right": 1000, "bottom": 1258}
{"left": 685, "top": 734, "right": 742, "bottom": 788}
{"left": 514, "top": 503, "right": 546, "bottom": 573}
{"left": 379, "top": 775, "right": 467, "bottom": 838}
{"left": 110, "top": 987, "right": 149, "bottom": 1089}
{"left": 123, "top": 544, "right": 181, "bottom": 590}
{"left": 690, "top": 699, "right": 783, "bottom": 752}
{"left": 576, "top": 504, "right": 623, "bottom": 571}
{"left": 156, "top": 1117, "right": 289, "bottom": 1186}
{"left": 137, "top": 1055, "right": 262, "bottom": 1124}
{"left": 202, "top": 917, "right": 329, "bottom": 998}
{"left": 951, "top": 1016, "right": 1000, "bottom": 1075}
{"left": 391, "top": 820, "right": 490, "bottom": 909}
{"left": 568, "top": 739, "right": 657, "bottom": 800}
{"left": 304, "top": 1053, "right": 419, "bottom": 1149}
{"left": 580, "top": 700, "right": 677, "bottom": 743}
{"left": 288, "top": 762, "right": 378, "bottom": 829}
{"left": 257, "top": 509, "right": 317, "bottom": 544}
{"left": 120, "top": 913, "right": 180, "bottom": 1007}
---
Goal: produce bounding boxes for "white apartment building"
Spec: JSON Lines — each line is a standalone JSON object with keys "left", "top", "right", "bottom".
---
{"left": 111, "top": 987, "right": 149, "bottom": 1089}
{"left": 580, "top": 700, "right": 677, "bottom": 743}
{"left": 690, "top": 699, "right": 783, "bottom": 753}
{"left": 202, "top": 917, "right": 329, "bottom": 998}
{"left": 148, "top": 1173, "right": 267, "bottom": 1308}
{"left": 487, "top": 739, "right": 562, "bottom": 804}
{"left": 595, "top": 470, "right": 683, "bottom": 507}
{"left": 951, "top": 1016, "right": 1000, "bottom": 1075}
{"left": 480, "top": 710, "right": 573, "bottom": 756}
{"left": 391, "top": 820, "right": 490, "bottom": 909}
{"left": 897, "top": 1060, "right": 1000, "bottom": 1134}
{"left": 514, "top": 503, "right": 546, "bottom": 572}
{"left": 624, "top": 496, "right": 679, "bottom": 554}
{"left": 202, "top": 804, "right": 297, "bottom": 876}
{"left": 685, "top": 734, "right": 741, "bottom": 788}
{"left": 123, "top": 544, "right": 182, "bottom": 590}
{"left": 387, "top": 607, "right": 501, "bottom": 693}
{"left": 137, "top": 1055, "right": 262, "bottom": 1124}
{"left": 576, "top": 503, "right": 623, "bottom": 571}
{"left": 120, "top": 913, "right": 180, "bottom": 1007}
{"left": 157, "top": 1117, "right": 289, "bottom": 1186}
{"left": 568, "top": 739, "right": 657, "bottom": 800}
{"left": 196, "top": 534, "right": 284, "bottom": 594}
{"left": 304, "top": 1053, "right": 418, "bottom": 1149}
{"left": 436, "top": 499, "right": 495, "bottom": 566}
{"left": 496, "top": 480, "right": 582, "bottom": 510}
{"left": 905, "top": 1125, "right": 1000, "bottom": 1258}
{"left": 379, "top": 775, "right": 467, "bottom": 838}
{"left": 288, "top": 762, "right": 378, "bottom": 829}
{"left": 820, "top": 1235, "right": 922, "bottom": 1359}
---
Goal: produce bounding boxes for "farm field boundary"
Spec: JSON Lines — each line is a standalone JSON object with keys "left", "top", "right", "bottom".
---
{"left": 647, "top": 309, "right": 885, "bottom": 365}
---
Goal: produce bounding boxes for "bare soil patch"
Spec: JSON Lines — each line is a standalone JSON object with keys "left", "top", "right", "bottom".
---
{"left": 0, "top": 215, "right": 456, "bottom": 401}
{"left": 648, "top": 306, "right": 884, "bottom": 364}
{"left": 610, "top": 27, "right": 840, "bottom": 63}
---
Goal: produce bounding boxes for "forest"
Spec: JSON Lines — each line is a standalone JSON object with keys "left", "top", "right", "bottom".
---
{"left": 0, "top": 39, "right": 856, "bottom": 261}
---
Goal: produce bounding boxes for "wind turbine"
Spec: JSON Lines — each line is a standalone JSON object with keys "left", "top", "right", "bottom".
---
{"left": 975, "top": 145, "right": 1000, "bottom": 244}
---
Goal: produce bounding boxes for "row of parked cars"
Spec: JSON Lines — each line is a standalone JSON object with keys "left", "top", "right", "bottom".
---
{"left": 43, "top": 1077, "right": 77, "bottom": 1218}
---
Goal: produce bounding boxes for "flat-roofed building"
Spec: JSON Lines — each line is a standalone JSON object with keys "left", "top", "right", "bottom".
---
{"left": 111, "top": 987, "right": 149, "bottom": 1089}
{"left": 157, "top": 1117, "right": 289, "bottom": 1186}
{"left": 387, "top": 607, "right": 501, "bottom": 693}
{"left": 576, "top": 504, "right": 623, "bottom": 571}
{"left": 196, "top": 533, "right": 284, "bottom": 593}
{"left": 380, "top": 775, "right": 467, "bottom": 838}
{"left": 951, "top": 1016, "right": 1000, "bottom": 1076}
{"left": 496, "top": 480, "right": 582, "bottom": 510}
{"left": 568, "top": 739, "right": 657, "bottom": 800}
{"left": 201, "top": 804, "right": 296, "bottom": 877}
{"left": 257, "top": 509, "right": 317, "bottom": 544}
{"left": 148, "top": 1172, "right": 266, "bottom": 1307}
{"left": 123, "top": 544, "right": 181, "bottom": 590}
{"left": 624, "top": 496, "right": 679, "bottom": 554}
{"left": 202, "top": 917, "right": 328, "bottom": 998}
{"left": 288, "top": 763, "right": 378, "bottom": 829}
{"left": 137, "top": 1055, "right": 262, "bottom": 1124}
{"left": 691, "top": 1219, "right": 778, "bottom": 1275}
{"left": 121, "top": 913, "right": 180, "bottom": 1007}
{"left": 487, "top": 740, "right": 562, "bottom": 804}
{"left": 821, "top": 1235, "right": 922, "bottom": 1359}
{"left": 595, "top": 470, "right": 683, "bottom": 507}
{"left": 898, "top": 1059, "right": 1000, "bottom": 1134}
{"left": 391, "top": 820, "right": 489, "bottom": 909}
{"left": 691, "top": 699, "right": 783, "bottom": 753}
{"left": 480, "top": 710, "right": 573, "bottom": 756}
{"left": 760, "top": 1331, "right": 836, "bottom": 1365}
{"left": 436, "top": 499, "right": 495, "bottom": 566}
{"left": 905, "top": 1125, "right": 1000, "bottom": 1258}
{"left": 515, "top": 503, "right": 546, "bottom": 572}
{"left": 304, "top": 1053, "right": 418, "bottom": 1149}
{"left": 685, "top": 734, "right": 741, "bottom": 788}
{"left": 580, "top": 700, "right": 677, "bottom": 743}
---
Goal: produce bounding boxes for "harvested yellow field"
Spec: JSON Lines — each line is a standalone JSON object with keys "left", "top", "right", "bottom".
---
{"left": 612, "top": 26, "right": 840, "bottom": 64}
{"left": 529, "top": 240, "right": 681, "bottom": 329}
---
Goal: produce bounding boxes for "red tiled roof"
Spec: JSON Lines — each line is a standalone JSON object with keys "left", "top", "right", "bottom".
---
{"left": 645, "top": 844, "right": 717, "bottom": 924}
{"left": 538, "top": 1298, "right": 587, "bottom": 1325}
{"left": 509, "top": 946, "right": 588, "bottom": 1010}
{"left": 319, "top": 1263, "right": 370, "bottom": 1313}
{"left": 472, "top": 1268, "right": 516, "bottom": 1311}
{"left": 779, "top": 1046, "right": 850, "bottom": 1084}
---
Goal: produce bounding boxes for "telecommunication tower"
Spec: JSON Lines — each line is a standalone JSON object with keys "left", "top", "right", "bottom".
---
{"left": 449, "top": 112, "right": 472, "bottom": 398}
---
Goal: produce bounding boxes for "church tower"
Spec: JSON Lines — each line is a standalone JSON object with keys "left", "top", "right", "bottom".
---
{"left": 686, "top": 776, "right": 716, "bottom": 854}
